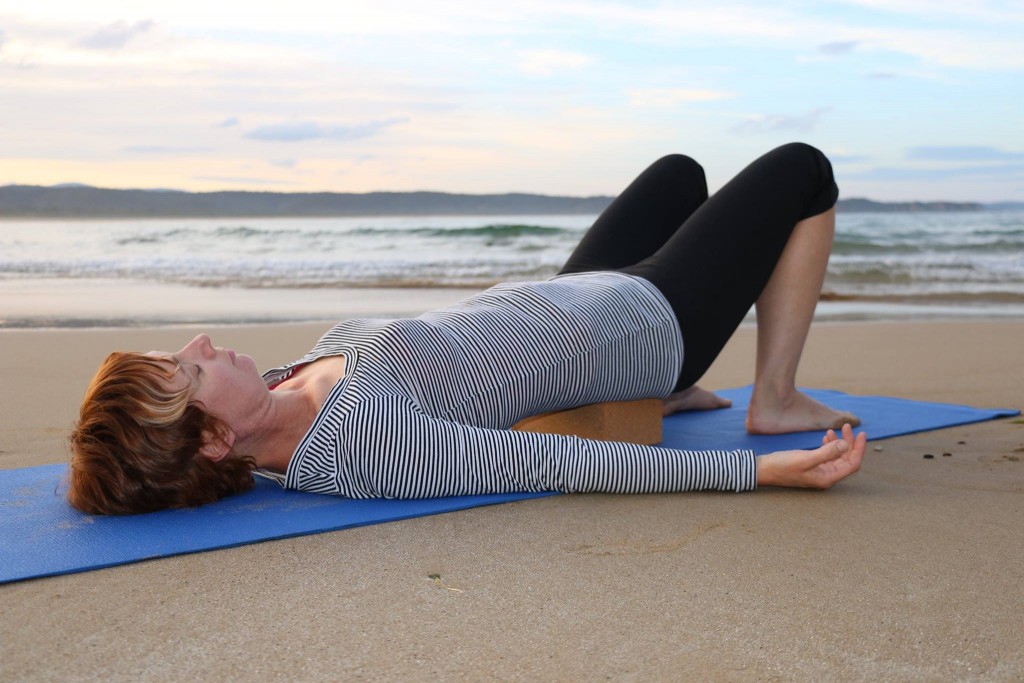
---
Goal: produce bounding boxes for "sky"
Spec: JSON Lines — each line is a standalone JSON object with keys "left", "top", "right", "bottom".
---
{"left": 1, "top": 1, "right": 1022, "bottom": 201}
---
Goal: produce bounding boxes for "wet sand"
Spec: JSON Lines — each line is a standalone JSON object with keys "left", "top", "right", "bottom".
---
{"left": 1, "top": 318, "right": 1023, "bottom": 680}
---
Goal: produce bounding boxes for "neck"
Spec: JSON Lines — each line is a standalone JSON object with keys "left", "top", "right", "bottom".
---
{"left": 235, "top": 387, "right": 318, "bottom": 473}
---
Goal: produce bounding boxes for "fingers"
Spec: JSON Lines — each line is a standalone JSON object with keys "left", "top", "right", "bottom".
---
{"left": 831, "top": 424, "right": 867, "bottom": 463}
{"left": 846, "top": 430, "right": 868, "bottom": 470}
{"left": 842, "top": 423, "right": 854, "bottom": 443}
{"left": 822, "top": 427, "right": 868, "bottom": 486}
{"left": 804, "top": 437, "right": 850, "bottom": 469}
{"left": 843, "top": 425, "right": 867, "bottom": 461}
{"left": 808, "top": 424, "right": 867, "bottom": 470}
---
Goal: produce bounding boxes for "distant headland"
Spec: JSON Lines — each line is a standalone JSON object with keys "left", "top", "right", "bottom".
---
{"left": 0, "top": 184, "right": 1018, "bottom": 218}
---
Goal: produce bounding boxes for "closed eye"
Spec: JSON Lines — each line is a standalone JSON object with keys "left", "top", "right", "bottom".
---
{"left": 170, "top": 355, "right": 201, "bottom": 384}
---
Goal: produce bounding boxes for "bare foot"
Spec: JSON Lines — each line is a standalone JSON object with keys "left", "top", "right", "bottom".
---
{"left": 663, "top": 385, "right": 732, "bottom": 417}
{"left": 746, "top": 389, "right": 860, "bottom": 434}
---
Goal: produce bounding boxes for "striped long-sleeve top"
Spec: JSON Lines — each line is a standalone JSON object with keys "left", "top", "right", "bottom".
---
{"left": 259, "top": 271, "right": 757, "bottom": 498}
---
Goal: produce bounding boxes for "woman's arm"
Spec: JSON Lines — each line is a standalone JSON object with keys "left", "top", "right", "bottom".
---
{"left": 334, "top": 395, "right": 757, "bottom": 498}
{"left": 330, "top": 397, "right": 864, "bottom": 499}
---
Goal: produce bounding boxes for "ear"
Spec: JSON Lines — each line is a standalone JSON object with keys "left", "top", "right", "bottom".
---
{"left": 198, "top": 425, "right": 237, "bottom": 463}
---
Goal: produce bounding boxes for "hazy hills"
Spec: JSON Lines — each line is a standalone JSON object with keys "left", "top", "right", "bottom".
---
{"left": 0, "top": 184, "right": 1013, "bottom": 218}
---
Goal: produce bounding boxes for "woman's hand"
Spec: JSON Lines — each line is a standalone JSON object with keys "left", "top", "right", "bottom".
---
{"left": 756, "top": 423, "right": 867, "bottom": 489}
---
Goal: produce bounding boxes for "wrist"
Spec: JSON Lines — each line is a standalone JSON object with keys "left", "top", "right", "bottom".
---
{"left": 755, "top": 453, "right": 775, "bottom": 487}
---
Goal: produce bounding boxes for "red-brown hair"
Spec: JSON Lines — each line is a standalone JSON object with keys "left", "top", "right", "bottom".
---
{"left": 68, "top": 352, "right": 256, "bottom": 515}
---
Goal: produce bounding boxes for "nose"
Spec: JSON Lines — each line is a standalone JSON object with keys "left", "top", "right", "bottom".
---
{"left": 178, "top": 333, "right": 214, "bottom": 360}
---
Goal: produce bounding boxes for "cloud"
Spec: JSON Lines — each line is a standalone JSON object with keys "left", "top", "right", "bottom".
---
{"left": 517, "top": 49, "right": 593, "bottom": 76}
{"left": 627, "top": 88, "right": 736, "bottom": 107}
{"left": 269, "top": 159, "right": 298, "bottom": 168}
{"left": 245, "top": 118, "right": 407, "bottom": 142}
{"left": 837, "top": 0, "right": 1024, "bottom": 23}
{"left": 875, "top": 25, "right": 1024, "bottom": 69}
{"left": 818, "top": 40, "right": 860, "bottom": 55}
{"left": 0, "top": 29, "right": 6, "bottom": 52}
{"left": 733, "top": 107, "right": 832, "bottom": 134}
{"left": 907, "top": 146, "right": 1024, "bottom": 161}
{"left": 867, "top": 71, "right": 898, "bottom": 79}
{"left": 215, "top": 116, "right": 240, "bottom": 128}
{"left": 76, "top": 20, "right": 155, "bottom": 51}
{"left": 123, "top": 145, "right": 215, "bottom": 154}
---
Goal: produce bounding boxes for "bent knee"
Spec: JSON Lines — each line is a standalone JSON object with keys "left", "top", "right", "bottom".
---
{"left": 650, "top": 153, "right": 706, "bottom": 186}
{"left": 771, "top": 141, "right": 831, "bottom": 169}
{"left": 768, "top": 143, "right": 838, "bottom": 216}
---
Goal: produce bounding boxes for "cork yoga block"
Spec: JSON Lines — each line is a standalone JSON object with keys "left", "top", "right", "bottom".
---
{"left": 511, "top": 398, "right": 663, "bottom": 445}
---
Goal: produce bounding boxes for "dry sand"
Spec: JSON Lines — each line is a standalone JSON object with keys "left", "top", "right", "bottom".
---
{"left": 2, "top": 319, "right": 1023, "bottom": 681}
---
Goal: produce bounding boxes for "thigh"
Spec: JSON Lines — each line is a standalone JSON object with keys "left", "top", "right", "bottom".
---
{"left": 559, "top": 154, "right": 708, "bottom": 274}
{"left": 623, "top": 142, "right": 839, "bottom": 389}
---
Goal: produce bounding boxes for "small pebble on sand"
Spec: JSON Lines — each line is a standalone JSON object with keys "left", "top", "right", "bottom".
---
{"left": 958, "top": 441, "right": 966, "bottom": 445}
{"left": 943, "top": 452, "right": 952, "bottom": 457}
{"left": 873, "top": 446, "right": 883, "bottom": 452}
{"left": 923, "top": 453, "right": 935, "bottom": 459}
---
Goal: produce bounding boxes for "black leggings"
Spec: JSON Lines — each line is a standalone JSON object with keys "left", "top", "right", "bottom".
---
{"left": 558, "top": 142, "right": 839, "bottom": 392}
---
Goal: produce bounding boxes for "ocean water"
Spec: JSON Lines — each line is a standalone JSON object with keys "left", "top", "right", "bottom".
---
{"left": 1, "top": 211, "right": 1022, "bottom": 326}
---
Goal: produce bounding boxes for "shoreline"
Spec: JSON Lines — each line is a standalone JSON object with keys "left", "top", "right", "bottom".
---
{"left": 3, "top": 277, "right": 1024, "bottom": 330}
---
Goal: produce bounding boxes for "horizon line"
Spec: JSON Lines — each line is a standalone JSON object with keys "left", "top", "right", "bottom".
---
{"left": 1, "top": 183, "right": 1019, "bottom": 206}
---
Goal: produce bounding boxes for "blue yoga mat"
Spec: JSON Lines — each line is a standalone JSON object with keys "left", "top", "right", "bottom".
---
{"left": 661, "top": 386, "right": 1019, "bottom": 452}
{"left": 1, "top": 387, "right": 1017, "bottom": 585}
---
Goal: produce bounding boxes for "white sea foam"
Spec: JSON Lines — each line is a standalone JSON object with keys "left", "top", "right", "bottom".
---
{"left": 1, "top": 211, "right": 1022, "bottom": 326}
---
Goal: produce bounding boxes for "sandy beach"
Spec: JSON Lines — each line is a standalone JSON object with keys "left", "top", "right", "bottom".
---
{"left": 2, "top": 316, "right": 1023, "bottom": 680}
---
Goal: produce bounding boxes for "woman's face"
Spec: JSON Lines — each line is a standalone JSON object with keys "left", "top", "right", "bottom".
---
{"left": 147, "top": 333, "right": 265, "bottom": 428}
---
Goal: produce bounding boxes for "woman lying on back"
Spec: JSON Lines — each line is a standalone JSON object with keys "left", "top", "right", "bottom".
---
{"left": 68, "top": 143, "right": 867, "bottom": 514}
